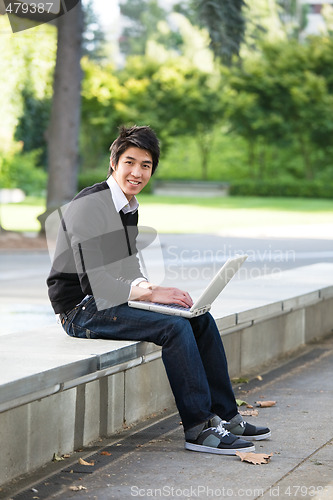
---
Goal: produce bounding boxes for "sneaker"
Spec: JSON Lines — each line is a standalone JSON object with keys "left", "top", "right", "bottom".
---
{"left": 224, "top": 419, "right": 271, "bottom": 441}
{"left": 185, "top": 418, "right": 255, "bottom": 455}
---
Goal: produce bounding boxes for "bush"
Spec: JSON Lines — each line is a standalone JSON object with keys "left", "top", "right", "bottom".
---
{"left": 78, "top": 169, "right": 107, "bottom": 190}
{"left": 229, "top": 180, "right": 333, "bottom": 199}
{"left": 0, "top": 144, "right": 47, "bottom": 196}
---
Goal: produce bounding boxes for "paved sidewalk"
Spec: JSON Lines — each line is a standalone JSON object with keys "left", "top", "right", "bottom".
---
{"left": 5, "top": 335, "right": 333, "bottom": 500}
{"left": 219, "top": 223, "right": 333, "bottom": 240}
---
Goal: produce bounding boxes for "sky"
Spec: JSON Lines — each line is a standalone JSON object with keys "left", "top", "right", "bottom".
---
{"left": 90, "top": 0, "right": 178, "bottom": 27}
{"left": 90, "top": 0, "right": 120, "bottom": 27}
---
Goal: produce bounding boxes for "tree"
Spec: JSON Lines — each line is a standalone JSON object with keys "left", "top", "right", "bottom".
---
{"left": 192, "top": 0, "right": 247, "bottom": 65}
{"left": 82, "top": 0, "right": 106, "bottom": 62}
{"left": 14, "top": 87, "right": 51, "bottom": 167}
{"left": 38, "top": 2, "right": 83, "bottom": 231}
{"left": 81, "top": 50, "right": 225, "bottom": 180}
{"left": 226, "top": 37, "right": 333, "bottom": 180}
{"left": 278, "top": 0, "right": 309, "bottom": 40}
{"left": 119, "top": 0, "right": 168, "bottom": 56}
{"left": 0, "top": 1, "right": 83, "bottom": 232}
{"left": 0, "top": 6, "right": 56, "bottom": 232}
{"left": 80, "top": 57, "right": 126, "bottom": 170}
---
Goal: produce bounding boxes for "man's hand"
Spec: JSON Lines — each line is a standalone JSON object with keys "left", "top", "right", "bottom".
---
{"left": 149, "top": 286, "right": 193, "bottom": 308}
{"left": 130, "top": 282, "right": 193, "bottom": 308}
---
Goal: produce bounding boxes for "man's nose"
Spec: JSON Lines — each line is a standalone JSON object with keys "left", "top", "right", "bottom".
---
{"left": 131, "top": 164, "right": 142, "bottom": 176}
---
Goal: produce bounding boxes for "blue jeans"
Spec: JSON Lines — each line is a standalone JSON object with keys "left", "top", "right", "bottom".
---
{"left": 60, "top": 295, "right": 238, "bottom": 431}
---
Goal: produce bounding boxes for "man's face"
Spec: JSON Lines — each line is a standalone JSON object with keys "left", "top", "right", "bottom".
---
{"left": 111, "top": 146, "right": 153, "bottom": 201}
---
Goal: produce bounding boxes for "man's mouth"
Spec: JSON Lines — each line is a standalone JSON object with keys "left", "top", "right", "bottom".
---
{"left": 127, "top": 180, "right": 140, "bottom": 186}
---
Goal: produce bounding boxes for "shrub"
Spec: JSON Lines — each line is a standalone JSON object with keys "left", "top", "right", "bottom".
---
{"left": 78, "top": 169, "right": 107, "bottom": 190}
{"left": 229, "top": 180, "right": 333, "bottom": 199}
{"left": 0, "top": 144, "right": 47, "bottom": 196}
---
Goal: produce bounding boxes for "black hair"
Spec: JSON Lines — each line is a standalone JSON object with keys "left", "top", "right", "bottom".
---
{"left": 108, "top": 125, "right": 160, "bottom": 177}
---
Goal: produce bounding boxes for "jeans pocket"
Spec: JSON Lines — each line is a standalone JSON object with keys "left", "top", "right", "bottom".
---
{"left": 60, "top": 302, "right": 82, "bottom": 335}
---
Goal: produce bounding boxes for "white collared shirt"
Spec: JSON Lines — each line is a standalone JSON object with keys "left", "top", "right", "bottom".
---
{"left": 106, "top": 174, "right": 147, "bottom": 289}
{"left": 106, "top": 174, "right": 139, "bottom": 215}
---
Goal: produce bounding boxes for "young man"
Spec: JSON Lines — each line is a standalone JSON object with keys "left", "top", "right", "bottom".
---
{"left": 47, "top": 125, "right": 271, "bottom": 455}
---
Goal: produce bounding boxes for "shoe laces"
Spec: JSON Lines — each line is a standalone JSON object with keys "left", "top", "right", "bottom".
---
{"left": 222, "top": 418, "right": 245, "bottom": 430}
{"left": 213, "top": 421, "right": 230, "bottom": 438}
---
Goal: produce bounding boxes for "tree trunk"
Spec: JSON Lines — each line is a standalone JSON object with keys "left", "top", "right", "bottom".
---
{"left": 198, "top": 128, "right": 214, "bottom": 181}
{"left": 38, "top": 2, "right": 83, "bottom": 231}
{"left": 299, "top": 135, "right": 313, "bottom": 180}
{"left": 248, "top": 139, "right": 256, "bottom": 172}
{"left": 199, "top": 142, "right": 209, "bottom": 181}
{"left": 258, "top": 138, "right": 266, "bottom": 179}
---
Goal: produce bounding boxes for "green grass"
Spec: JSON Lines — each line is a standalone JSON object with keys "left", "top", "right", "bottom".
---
{"left": 138, "top": 194, "right": 333, "bottom": 211}
{"left": 1, "top": 195, "right": 332, "bottom": 234}
{"left": 137, "top": 195, "right": 333, "bottom": 233}
{"left": 0, "top": 197, "right": 45, "bottom": 232}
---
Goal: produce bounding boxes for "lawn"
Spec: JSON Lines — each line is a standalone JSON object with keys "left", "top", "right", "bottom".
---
{"left": 0, "top": 197, "right": 45, "bottom": 232}
{"left": 137, "top": 195, "right": 333, "bottom": 233}
{"left": 1, "top": 195, "right": 333, "bottom": 234}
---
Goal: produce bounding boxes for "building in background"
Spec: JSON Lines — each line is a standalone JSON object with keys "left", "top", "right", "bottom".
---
{"left": 301, "top": 0, "right": 333, "bottom": 35}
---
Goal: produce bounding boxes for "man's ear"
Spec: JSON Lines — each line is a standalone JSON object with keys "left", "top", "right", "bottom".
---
{"left": 110, "top": 159, "right": 116, "bottom": 172}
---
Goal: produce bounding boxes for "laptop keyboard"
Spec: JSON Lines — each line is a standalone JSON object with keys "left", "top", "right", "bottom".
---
{"left": 152, "top": 302, "right": 191, "bottom": 311}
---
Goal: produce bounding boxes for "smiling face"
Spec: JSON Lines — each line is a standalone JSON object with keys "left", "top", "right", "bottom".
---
{"left": 111, "top": 146, "right": 153, "bottom": 201}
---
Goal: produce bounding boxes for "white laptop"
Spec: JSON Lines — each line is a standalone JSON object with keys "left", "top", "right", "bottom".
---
{"left": 128, "top": 254, "right": 248, "bottom": 318}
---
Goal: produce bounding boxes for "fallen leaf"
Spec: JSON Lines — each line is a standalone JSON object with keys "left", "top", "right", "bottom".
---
{"left": 232, "top": 377, "right": 249, "bottom": 384}
{"left": 256, "top": 400, "right": 276, "bottom": 408}
{"left": 78, "top": 458, "right": 94, "bottom": 466}
{"left": 256, "top": 375, "right": 263, "bottom": 381}
{"left": 239, "top": 409, "right": 259, "bottom": 417}
{"left": 235, "top": 451, "right": 273, "bottom": 465}
{"left": 100, "top": 451, "right": 112, "bottom": 456}
{"left": 246, "top": 404, "right": 254, "bottom": 409}
{"left": 236, "top": 399, "right": 248, "bottom": 407}
{"left": 52, "top": 453, "right": 64, "bottom": 462}
{"left": 69, "top": 485, "right": 87, "bottom": 491}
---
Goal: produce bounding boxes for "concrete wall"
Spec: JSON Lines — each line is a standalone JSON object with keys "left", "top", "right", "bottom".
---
{"left": 0, "top": 361, "right": 175, "bottom": 485}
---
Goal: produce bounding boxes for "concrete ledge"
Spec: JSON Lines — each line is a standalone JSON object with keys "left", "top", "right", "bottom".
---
{"left": 0, "top": 263, "right": 333, "bottom": 487}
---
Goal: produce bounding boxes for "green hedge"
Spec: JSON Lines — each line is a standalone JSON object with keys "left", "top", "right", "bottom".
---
{"left": 0, "top": 147, "right": 47, "bottom": 196}
{"left": 229, "top": 180, "right": 333, "bottom": 199}
{"left": 78, "top": 169, "right": 107, "bottom": 191}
